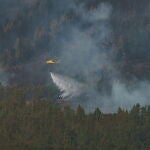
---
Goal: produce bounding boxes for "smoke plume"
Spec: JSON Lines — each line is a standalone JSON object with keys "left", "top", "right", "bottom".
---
{"left": 0, "top": 0, "right": 150, "bottom": 112}
{"left": 49, "top": 1, "right": 150, "bottom": 112}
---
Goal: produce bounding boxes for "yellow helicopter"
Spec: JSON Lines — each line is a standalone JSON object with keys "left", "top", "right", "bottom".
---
{"left": 45, "top": 59, "right": 59, "bottom": 64}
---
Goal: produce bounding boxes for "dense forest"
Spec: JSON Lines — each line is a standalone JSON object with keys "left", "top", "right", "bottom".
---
{"left": 0, "top": 0, "right": 149, "bottom": 149}
{"left": 0, "top": 85, "right": 149, "bottom": 149}
{"left": 0, "top": 94, "right": 149, "bottom": 150}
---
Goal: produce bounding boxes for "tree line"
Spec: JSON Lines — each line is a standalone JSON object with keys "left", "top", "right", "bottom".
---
{"left": 0, "top": 85, "right": 149, "bottom": 150}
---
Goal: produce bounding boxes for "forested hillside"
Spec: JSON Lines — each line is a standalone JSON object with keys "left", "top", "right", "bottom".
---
{"left": 0, "top": 0, "right": 150, "bottom": 85}
{"left": 0, "top": 84, "right": 149, "bottom": 149}
{"left": 0, "top": 1, "right": 149, "bottom": 148}
{"left": 0, "top": 92, "right": 150, "bottom": 150}
{"left": 0, "top": 97, "right": 149, "bottom": 150}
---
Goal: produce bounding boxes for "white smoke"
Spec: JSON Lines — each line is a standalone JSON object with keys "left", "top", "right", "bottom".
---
{"left": 56, "top": 2, "right": 113, "bottom": 81}
{"left": 50, "top": 2, "right": 115, "bottom": 110}
{"left": 111, "top": 81, "right": 150, "bottom": 110}
{"left": 82, "top": 3, "right": 112, "bottom": 21}
{"left": 49, "top": 1, "right": 150, "bottom": 112}
{"left": 50, "top": 72, "right": 85, "bottom": 99}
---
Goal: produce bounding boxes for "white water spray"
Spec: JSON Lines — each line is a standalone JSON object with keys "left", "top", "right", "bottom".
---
{"left": 50, "top": 72, "right": 85, "bottom": 99}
